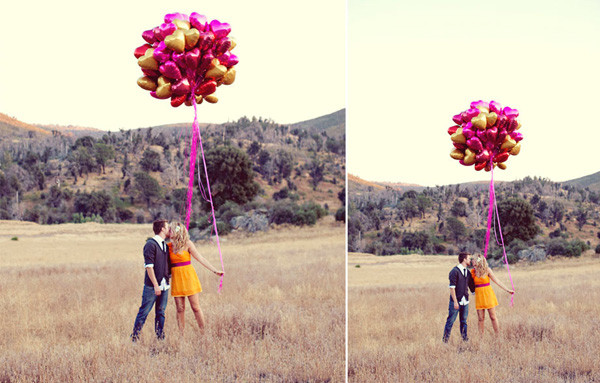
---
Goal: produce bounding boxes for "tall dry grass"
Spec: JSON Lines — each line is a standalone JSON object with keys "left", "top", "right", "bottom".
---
{"left": 0, "top": 219, "right": 344, "bottom": 382}
{"left": 348, "top": 253, "right": 600, "bottom": 383}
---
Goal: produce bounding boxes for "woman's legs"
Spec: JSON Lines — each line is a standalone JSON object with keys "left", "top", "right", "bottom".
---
{"left": 488, "top": 307, "right": 499, "bottom": 334}
{"left": 188, "top": 293, "right": 206, "bottom": 330}
{"left": 477, "top": 309, "right": 485, "bottom": 335}
{"left": 174, "top": 297, "right": 186, "bottom": 335}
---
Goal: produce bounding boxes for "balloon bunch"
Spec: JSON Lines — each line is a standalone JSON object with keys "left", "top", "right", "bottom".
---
{"left": 134, "top": 12, "right": 238, "bottom": 107}
{"left": 448, "top": 100, "right": 522, "bottom": 171}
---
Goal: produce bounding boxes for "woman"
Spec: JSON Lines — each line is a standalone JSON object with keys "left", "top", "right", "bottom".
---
{"left": 471, "top": 255, "right": 514, "bottom": 335}
{"left": 168, "top": 221, "right": 224, "bottom": 335}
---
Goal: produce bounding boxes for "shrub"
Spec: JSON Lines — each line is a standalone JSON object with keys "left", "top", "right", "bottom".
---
{"left": 269, "top": 200, "right": 327, "bottom": 226}
{"left": 335, "top": 207, "right": 345, "bottom": 222}
{"left": 595, "top": 244, "right": 600, "bottom": 254}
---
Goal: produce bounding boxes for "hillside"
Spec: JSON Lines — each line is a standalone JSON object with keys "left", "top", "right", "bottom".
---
{"left": 289, "top": 109, "right": 345, "bottom": 138}
{"left": 0, "top": 110, "right": 346, "bottom": 233}
{"left": 0, "top": 113, "right": 51, "bottom": 139}
{"left": 562, "top": 171, "right": 600, "bottom": 191}
{"left": 349, "top": 173, "right": 600, "bottom": 262}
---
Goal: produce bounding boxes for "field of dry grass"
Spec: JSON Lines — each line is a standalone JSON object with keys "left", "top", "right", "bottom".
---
{"left": 348, "top": 252, "right": 600, "bottom": 382}
{"left": 0, "top": 219, "right": 344, "bottom": 382}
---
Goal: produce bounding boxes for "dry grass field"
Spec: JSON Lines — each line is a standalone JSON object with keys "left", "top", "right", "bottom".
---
{"left": 0, "top": 219, "right": 344, "bottom": 383}
{"left": 348, "top": 252, "right": 600, "bottom": 383}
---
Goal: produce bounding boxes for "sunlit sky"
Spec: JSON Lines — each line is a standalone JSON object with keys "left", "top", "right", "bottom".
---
{"left": 0, "top": 0, "right": 345, "bottom": 131}
{"left": 348, "top": 0, "right": 600, "bottom": 186}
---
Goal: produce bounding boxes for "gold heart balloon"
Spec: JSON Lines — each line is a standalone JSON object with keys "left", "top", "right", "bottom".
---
{"left": 464, "top": 149, "right": 476, "bottom": 165}
{"left": 137, "top": 76, "right": 157, "bottom": 91}
{"left": 165, "top": 29, "right": 186, "bottom": 53}
{"left": 222, "top": 68, "right": 236, "bottom": 85}
{"left": 155, "top": 83, "right": 172, "bottom": 99}
{"left": 450, "top": 128, "right": 466, "bottom": 144}
{"left": 486, "top": 112, "right": 498, "bottom": 127}
{"left": 173, "top": 19, "right": 191, "bottom": 30}
{"left": 475, "top": 106, "right": 489, "bottom": 113}
{"left": 516, "top": 121, "right": 522, "bottom": 130}
{"left": 196, "top": 95, "right": 204, "bottom": 104}
{"left": 497, "top": 163, "right": 507, "bottom": 170}
{"left": 138, "top": 52, "right": 158, "bottom": 70}
{"left": 205, "top": 95, "right": 218, "bottom": 103}
{"left": 500, "top": 137, "right": 517, "bottom": 151}
{"left": 157, "top": 76, "right": 170, "bottom": 87}
{"left": 510, "top": 142, "right": 521, "bottom": 155}
{"left": 471, "top": 113, "right": 487, "bottom": 130}
{"left": 229, "top": 38, "right": 237, "bottom": 51}
{"left": 205, "top": 64, "right": 227, "bottom": 79}
{"left": 184, "top": 28, "right": 200, "bottom": 49}
{"left": 450, "top": 149, "right": 465, "bottom": 160}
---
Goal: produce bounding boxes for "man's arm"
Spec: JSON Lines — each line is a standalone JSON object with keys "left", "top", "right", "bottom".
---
{"left": 143, "top": 241, "right": 161, "bottom": 296}
{"left": 448, "top": 268, "right": 459, "bottom": 309}
{"left": 146, "top": 266, "right": 161, "bottom": 296}
{"left": 449, "top": 287, "right": 459, "bottom": 310}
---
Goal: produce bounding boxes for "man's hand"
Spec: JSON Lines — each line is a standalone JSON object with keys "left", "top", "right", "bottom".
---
{"left": 154, "top": 286, "right": 162, "bottom": 296}
{"left": 454, "top": 302, "right": 459, "bottom": 310}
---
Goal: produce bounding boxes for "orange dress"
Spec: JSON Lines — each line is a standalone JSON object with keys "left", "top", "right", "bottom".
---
{"left": 471, "top": 269, "right": 498, "bottom": 310}
{"left": 168, "top": 243, "right": 202, "bottom": 297}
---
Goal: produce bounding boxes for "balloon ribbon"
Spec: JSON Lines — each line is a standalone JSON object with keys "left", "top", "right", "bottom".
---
{"left": 483, "top": 166, "right": 515, "bottom": 306}
{"left": 184, "top": 96, "right": 224, "bottom": 292}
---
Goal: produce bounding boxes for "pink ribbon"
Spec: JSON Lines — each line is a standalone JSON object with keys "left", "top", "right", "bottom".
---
{"left": 483, "top": 165, "right": 515, "bottom": 306}
{"left": 184, "top": 92, "right": 224, "bottom": 293}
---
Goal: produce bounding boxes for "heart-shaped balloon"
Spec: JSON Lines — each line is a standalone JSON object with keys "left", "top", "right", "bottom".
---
{"left": 189, "top": 13, "right": 208, "bottom": 31}
{"left": 503, "top": 107, "right": 519, "bottom": 119}
{"left": 475, "top": 162, "right": 486, "bottom": 171}
{"left": 134, "top": 44, "right": 151, "bottom": 59}
{"left": 210, "top": 20, "right": 231, "bottom": 39}
{"left": 475, "top": 150, "right": 490, "bottom": 163}
{"left": 171, "top": 94, "right": 187, "bottom": 107}
{"left": 204, "top": 95, "right": 218, "bottom": 103}
{"left": 173, "top": 19, "right": 191, "bottom": 30}
{"left": 142, "top": 29, "right": 156, "bottom": 44}
{"left": 196, "top": 80, "right": 217, "bottom": 96}
{"left": 448, "top": 126, "right": 459, "bottom": 135}
{"left": 153, "top": 41, "right": 171, "bottom": 63}
{"left": 497, "top": 163, "right": 507, "bottom": 170}
{"left": 471, "top": 113, "right": 487, "bottom": 130}
{"left": 160, "top": 61, "right": 183, "bottom": 80}
{"left": 165, "top": 13, "right": 188, "bottom": 23}
{"left": 486, "top": 112, "right": 498, "bottom": 127}
{"left": 157, "top": 23, "right": 177, "bottom": 41}
{"left": 171, "top": 79, "right": 191, "bottom": 96}
{"left": 510, "top": 142, "right": 521, "bottom": 155}
{"left": 494, "top": 152, "right": 509, "bottom": 163}
{"left": 451, "top": 129, "right": 466, "bottom": 144}
{"left": 467, "top": 137, "right": 483, "bottom": 152}
{"left": 489, "top": 100, "right": 502, "bottom": 114}
{"left": 155, "top": 83, "right": 172, "bottom": 99}
{"left": 138, "top": 53, "right": 159, "bottom": 71}
{"left": 137, "top": 76, "right": 157, "bottom": 91}
{"left": 184, "top": 28, "right": 200, "bottom": 49}
{"left": 450, "top": 149, "right": 464, "bottom": 160}
{"left": 511, "top": 131, "right": 523, "bottom": 142}
{"left": 165, "top": 29, "right": 186, "bottom": 53}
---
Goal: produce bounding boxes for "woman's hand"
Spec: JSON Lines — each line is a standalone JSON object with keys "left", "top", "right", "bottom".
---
{"left": 507, "top": 289, "right": 514, "bottom": 294}
{"left": 214, "top": 270, "right": 224, "bottom": 277}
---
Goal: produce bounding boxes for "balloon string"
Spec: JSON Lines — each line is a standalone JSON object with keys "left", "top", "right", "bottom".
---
{"left": 184, "top": 110, "right": 200, "bottom": 229}
{"left": 483, "top": 165, "right": 515, "bottom": 306}
{"left": 192, "top": 98, "right": 224, "bottom": 293}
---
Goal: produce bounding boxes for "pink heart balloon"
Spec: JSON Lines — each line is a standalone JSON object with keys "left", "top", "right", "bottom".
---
{"left": 172, "top": 52, "right": 187, "bottom": 70}
{"left": 198, "top": 52, "right": 215, "bottom": 75}
{"left": 462, "top": 126, "right": 475, "bottom": 140}
{"left": 165, "top": 12, "right": 188, "bottom": 23}
{"left": 142, "top": 29, "right": 156, "bottom": 44}
{"left": 157, "top": 23, "right": 177, "bottom": 41}
{"left": 452, "top": 113, "right": 463, "bottom": 125}
{"left": 153, "top": 41, "right": 171, "bottom": 63}
{"left": 503, "top": 107, "right": 519, "bottom": 119}
{"left": 476, "top": 150, "right": 490, "bottom": 163}
{"left": 190, "top": 12, "right": 208, "bottom": 31}
{"left": 197, "top": 31, "right": 215, "bottom": 51}
{"left": 160, "top": 61, "right": 183, "bottom": 80}
{"left": 142, "top": 69, "right": 160, "bottom": 78}
{"left": 511, "top": 131, "right": 524, "bottom": 142}
{"left": 171, "top": 78, "right": 191, "bottom": 96}
{"left": 215, "top": 38, "right": 232, "bottom": 56}
{"left": 496, "top": 129, "right": 508, "bottom": 145}
{"left": 489, "top": 100, "right": 502, "bottom": 114}
{"left": 210, "top": 20, "right": 231, "bottom": 39}
{"left": 453, "top": 143, "right": 467, "bottom": 150}
{"left": 506, "top": 119, "right": 519, "bottom": 132}
{"left": 225, "top": 53, "right": 238, "bottom": 67}
{"left": 471, "top": 100, "right": 489, "bottom": 110}
{"left": 185, "top": 48, "right": 201, "bottom": 71}
{"left": 485, "top": 126, "right": 498, "bottom": 143}
{"left": 467, "top": 137, "right": 484, "bottom": 152}
{"left": 465, "top": 108, "right": 480, "bottom": 120}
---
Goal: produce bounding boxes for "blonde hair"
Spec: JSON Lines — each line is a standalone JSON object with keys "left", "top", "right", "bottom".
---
{"left": 473, "top": 255, "right": 489, "bottom": 278}
{"left": 169, "top": 221, "right": 189, "bottom": 255}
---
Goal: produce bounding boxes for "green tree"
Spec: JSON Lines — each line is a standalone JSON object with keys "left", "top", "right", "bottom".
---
{"left": 94, "top": 143, "right": 115, "bottom": 174}
{"left": 274, "top": 150, "right": 294, "bottom": 183}
{"left": 140, "top": 149, "right": 162, "bottom": 172}
{"left": 446, "top": 216, "right": 466, "bottom": 242}
{"left": 201, "top": 145, "right": 259, "bottom": 210}
{"left": 497, "top": 197, "right": 539, "bottom": 244}
{"left": 134, "top": 172, "right": 162, "bottom": 208}
{"left": 450, "top": 199, "right": 467, "bottom": 217}
{"left": 308, "top": 159, "right": 325, "bottom": 190}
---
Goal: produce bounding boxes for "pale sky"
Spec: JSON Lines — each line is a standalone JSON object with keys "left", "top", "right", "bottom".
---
{"left": 0, "top": 0, "right": 345, "bottom": 131}
{"left": 348, "top": 0, "right": 600, "bottom": 186}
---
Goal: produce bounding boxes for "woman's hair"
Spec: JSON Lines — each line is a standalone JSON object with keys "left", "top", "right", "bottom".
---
{"left": 473, "top": 255, "right": 489, "bottom": 278}
{"left": 169, "top": 221, "right": 189, "bottom": 255}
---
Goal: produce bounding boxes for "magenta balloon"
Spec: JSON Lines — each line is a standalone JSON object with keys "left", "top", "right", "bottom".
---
{"left": 465, "top": 108, "right": 480, "bottom": 120}
{"left": 157, "top": 23, "right": 177, "bottom": 41}
{"left": 142, "top": 29, "right": 156, "bottom": 44}
{"left": 496, "top": 129, "right": 507, "bottom": 145}
{"left": 142, "top": 69, "right": 160, "bottom": 78}
{"left": 171, "top": 78, "right": 191, "bottom": 96}
{"left": 470, "top": 100, "right": 489, "bottom": 110}
{"left": 503, "top": 107, "right": 519, "bottom": 119}
{"left": 197, "top": 31, "right": 215, "bottom": 51}
{"left": 190, "top": 12, "right": 208, "bottom": 31}
{"left": 476, "top": 150, "right": 490, "bottom": 163}
{"left": 210, "top": 20, "right": 231, "bottom": 39}
{"left": 159, "top": 61, "right": 183, "bottom": 80}
{"left": 506, "top": 119, "right": 519, "bottom": 132}
{"left": 485, "top": 126, "right": 498, "bottom": 143}
{"left": 462, "top": 126, "right": 475, "bottom": 140}
{"left": 511, "top": 131, "right": 524, "bottom": 142}
{"left": 153, "top": 41, "right": 171, "bottom": 63}
{"left": 452, "top": 113, "right": 463, "bottom": 125}
{"left": 467, "top": 137, "right": 484, "bottom": 152}
{"left": 172, "top": 52, "right": 187, "bottom": 71}
{"left": 164, "top": 13, "right": 188, "bottom": 23}
{"left": 185, "top": 48, "right": 201, "bottom": 70}
{"left": 198, "top": 52, "right": 215, "bottom": 74}
{"left": 453, "top": 143, "right": 467, "bottom": 150}
{"left": 489, "top": 100, "right": 502, "bottom": 114}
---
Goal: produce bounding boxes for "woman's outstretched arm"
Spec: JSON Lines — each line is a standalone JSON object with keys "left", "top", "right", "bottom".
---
{"left": 489, "top": 269, "right": 514, "bottom": 294}
{"left": 187, "top": 240, "right": 224, "bottom": 276}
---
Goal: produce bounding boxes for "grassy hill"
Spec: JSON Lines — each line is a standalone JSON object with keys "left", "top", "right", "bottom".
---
{"left": 0, "top": 110, "right": 345, "bottom": 232}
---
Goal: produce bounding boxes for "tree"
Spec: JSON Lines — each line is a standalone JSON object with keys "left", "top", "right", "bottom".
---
{"left": 575, "top": 208, "right": 587, "bottom": 231}
{"left": 201, "top": 145, "right": 259, "bottom": 210}
{"left": 450, "top": 199, "right": 467, "bottom": 217}
{"left": 134, "top": 172, "right": 162, "bottom": 208}
{"left": 274, "top": 150, "right": 294, "bottom": 183}
{"left": 140, "top": 149, "right": 162, "bottom": 172}
{"left": 497, "top": 197, "right": 539, "bottom": 245}
{"left": 94, "top": 143, "right": 115, "bottom": 174}
{"left": 308, "top": 159, "right": 325, "bottom": 190}
{"left": 446, "top": 216, "right": 466, "bottom": 242}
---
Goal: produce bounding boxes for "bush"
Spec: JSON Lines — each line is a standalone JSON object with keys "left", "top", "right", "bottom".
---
{"left": 547, "top": 238, "right": 589, "bottom": 257}
{"left": 117, "top": 207, "right": 134, "bottom": 222}
{"left": 595, "top": 244, "right": 600, "bottom": 254}
{"left": 335, "top": 207, "right": 345, "bottom": 222}
{"left": 269, "top": 200, "right": 327, "bottom": 226}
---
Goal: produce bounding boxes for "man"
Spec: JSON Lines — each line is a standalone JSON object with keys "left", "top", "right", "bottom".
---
{"left": 131, "top": 219, "right": 171, "bottom": 342}
{"left": 442, "top": 252, "right": 475, "bottom": 343}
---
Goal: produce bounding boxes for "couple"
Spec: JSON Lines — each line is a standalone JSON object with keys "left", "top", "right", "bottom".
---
{"left": 442, "top": 252, "right": 514, "bottom": 342}
{"left": 130, "top": 219, "right": 224, "bottom": 341}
